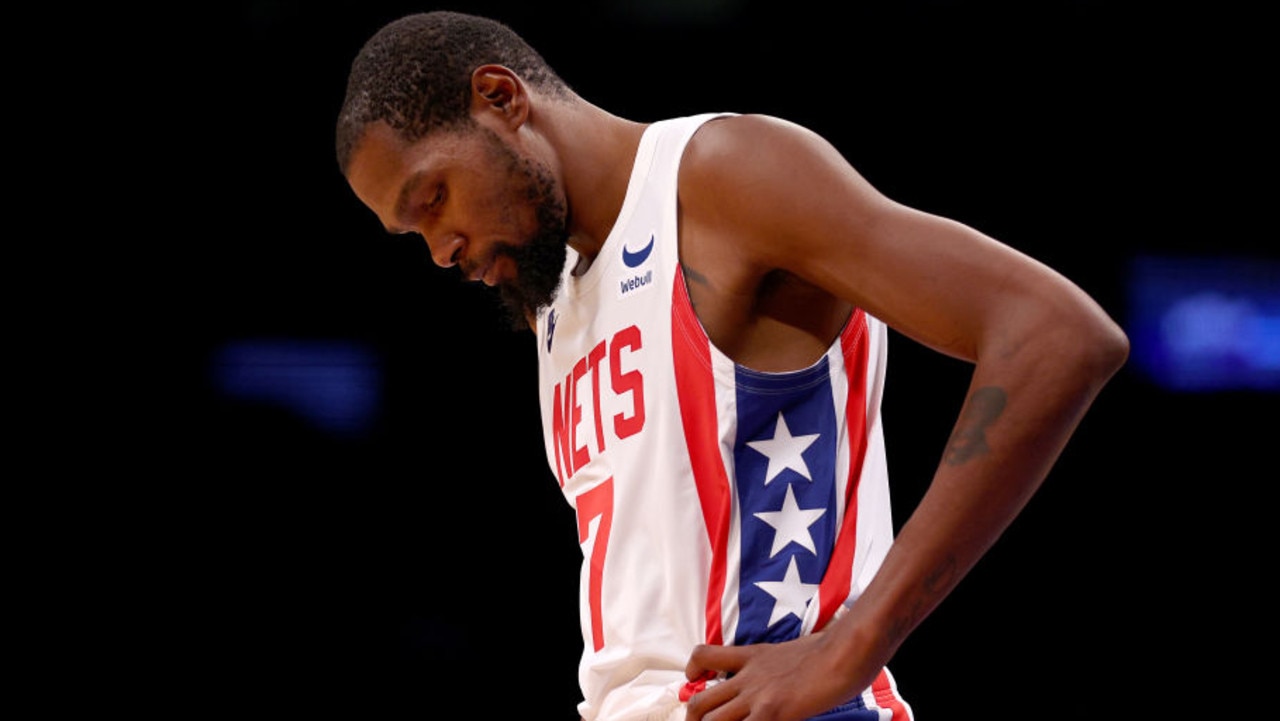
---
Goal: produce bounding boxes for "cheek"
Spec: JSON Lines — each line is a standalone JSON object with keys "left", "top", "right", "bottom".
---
{"left": 481, "top": 186, "right": 538, "bottom": 237}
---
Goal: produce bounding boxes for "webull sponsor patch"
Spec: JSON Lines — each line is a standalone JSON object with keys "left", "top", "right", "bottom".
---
{"left": 618, "top": 269, "right": 654, "bottom": 298}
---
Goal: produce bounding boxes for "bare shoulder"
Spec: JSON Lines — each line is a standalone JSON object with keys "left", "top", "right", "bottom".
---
{"left": 676, "top": 115, "right": 815, "bottom": 274}
{"left": 679, "top": 114, "right": 843, "bottom": 212}
{"left": 683, "top": 113, "right": 829, "bottom": 165}
{"left": 677, "top": 113, "right": 889, "bottom": 275}
{"left": 676, "top": 114, "right": 864, "bottom": 367}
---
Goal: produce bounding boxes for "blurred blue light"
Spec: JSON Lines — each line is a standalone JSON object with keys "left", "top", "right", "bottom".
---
{"left": 212, "top": 339, "right": 382, "bottom": 436}
{"left": 1127, "top": 255, "right": 1280, "bottom": 392}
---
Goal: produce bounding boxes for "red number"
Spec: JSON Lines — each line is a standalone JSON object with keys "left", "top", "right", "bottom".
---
{"left": 577, "top": 478, "right": 614, "bottom": 652}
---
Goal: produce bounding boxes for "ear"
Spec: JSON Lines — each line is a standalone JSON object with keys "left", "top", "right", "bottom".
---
{"left": 470, "top": 64, "right": 529, "bottom": 129}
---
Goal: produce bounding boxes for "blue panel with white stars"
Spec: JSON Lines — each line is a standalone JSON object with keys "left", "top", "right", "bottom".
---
{"left": 732, "top": 358, "right": 839, "bottom": 644}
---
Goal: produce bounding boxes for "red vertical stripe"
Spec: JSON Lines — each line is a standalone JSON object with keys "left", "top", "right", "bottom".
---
{"left": 671, "top": 268, "right": 729, "bottom": 646}
{"left": 814, "top": 310, "right": 869, "bottom": 631}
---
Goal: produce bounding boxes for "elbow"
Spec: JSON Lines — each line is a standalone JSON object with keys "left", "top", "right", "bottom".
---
{"left": 1013, "top": 293, "right": 1130, "bottom": 393}
{"left": 1101, "top": 320, "right": 1131, "bottom": 378}
{"left": 1072, "top": 307, "right": 1130, "bottom": 389}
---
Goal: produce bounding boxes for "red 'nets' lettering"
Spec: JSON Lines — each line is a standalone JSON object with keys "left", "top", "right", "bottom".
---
{"left": 552, "top": 325, "right": 646, "bottom": 485}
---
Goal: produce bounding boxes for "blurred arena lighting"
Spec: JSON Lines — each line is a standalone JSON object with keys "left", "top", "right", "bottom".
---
{"left": 1127, "top": 254, "right": 1279, "bottom": 392}
{"left": 211, "top": 339, "right": 382, "bottom": 437}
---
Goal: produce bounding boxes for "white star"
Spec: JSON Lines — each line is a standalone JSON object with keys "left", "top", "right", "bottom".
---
{"left": 746, "top": 412, "right": 820, "bottom": 485}
{"left": 754, "top": 484, "right": 826, "bottom": 557}
{"left": 754, "top": 556, "right": 819, "bottom": 628}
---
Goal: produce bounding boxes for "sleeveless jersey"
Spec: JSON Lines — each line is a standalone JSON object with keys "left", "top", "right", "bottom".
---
{"left": 534, "top": 114, "right": 912, "bottom": 721}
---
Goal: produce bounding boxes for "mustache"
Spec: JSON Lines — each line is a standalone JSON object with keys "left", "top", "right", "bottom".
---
{"left": 457, "top": 240, "right": 518, "bottom": 279}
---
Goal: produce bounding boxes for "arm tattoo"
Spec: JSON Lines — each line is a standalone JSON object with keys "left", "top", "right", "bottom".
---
{"left": 886, "top": 555, "right": 959, "bottom": 641}
{"left": 885, "top": 389, "right": 1004, "bottom": 641}
{"left": 942, "top": 386, "right": 1007, "bottom": 466}
{"left": 681, "top": 263, "right": 709, "bottom": 288}
{"left": 680, "top": 264, "right": 709, "bottom": 312}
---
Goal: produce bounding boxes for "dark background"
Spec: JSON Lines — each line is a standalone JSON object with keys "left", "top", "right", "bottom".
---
{"left": 110, "top": 1, "right": 1272, "bottom": 717}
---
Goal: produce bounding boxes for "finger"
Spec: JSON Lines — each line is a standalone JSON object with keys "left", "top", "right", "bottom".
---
{"left": 679, "top": 669, "right": 717, "bottom": 702}
{"left": 685, "top": 643, "right": 750, "bottom": 680}
{"left": 684, "top": 674, "right": 743, "bottom": 721}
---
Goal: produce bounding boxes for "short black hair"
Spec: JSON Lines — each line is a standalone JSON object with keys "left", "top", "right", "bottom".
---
{"left": 335, "top": 11, "right": 570, "bottom": 172}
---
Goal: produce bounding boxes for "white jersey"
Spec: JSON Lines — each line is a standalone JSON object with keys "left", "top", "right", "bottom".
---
{"left": 534, "top": 114, "right": 911, "bottom": 721}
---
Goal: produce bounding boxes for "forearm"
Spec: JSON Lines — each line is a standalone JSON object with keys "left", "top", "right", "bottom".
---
{"left": 826, "top": 310, "right": 1128, "bottom": 691}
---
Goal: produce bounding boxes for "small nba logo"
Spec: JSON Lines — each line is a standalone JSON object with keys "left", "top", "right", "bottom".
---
{"left": 546, "top": 308, "right": 558, "bottom": 353}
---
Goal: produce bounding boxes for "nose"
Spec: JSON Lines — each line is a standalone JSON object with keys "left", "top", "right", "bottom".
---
{"left": 425, "top": 234, "right": 464, "bottom": 268}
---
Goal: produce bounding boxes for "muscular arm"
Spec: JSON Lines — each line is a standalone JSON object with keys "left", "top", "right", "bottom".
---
{"left": 678, "top": 115, "right": 1129, "bottom": 720}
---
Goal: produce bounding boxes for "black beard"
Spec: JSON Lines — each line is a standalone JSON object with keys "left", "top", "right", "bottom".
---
{"left": 467, "top": 124, "right": 570, "bottom": 330}
{"left": 493, "top": 218, "right": 567, "bottom": 329}
{"left": 492, "top": 148, "right": 569, "bottom": 329}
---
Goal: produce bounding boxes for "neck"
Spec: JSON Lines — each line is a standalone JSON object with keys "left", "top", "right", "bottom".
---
{"left": 541, "top": 99, "right": 648, "bottom": 263}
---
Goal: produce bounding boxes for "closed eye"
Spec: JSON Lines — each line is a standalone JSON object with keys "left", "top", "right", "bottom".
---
{"left": 386, "top": 184, "right": 445, "bottom": 236}
{"left": 426, "top": 184, "right": 446, "bottom": 212}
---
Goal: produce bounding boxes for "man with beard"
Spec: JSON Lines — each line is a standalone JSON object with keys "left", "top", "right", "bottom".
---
{"left": 335, "top": 10, "right": 1129, "bottom": 721}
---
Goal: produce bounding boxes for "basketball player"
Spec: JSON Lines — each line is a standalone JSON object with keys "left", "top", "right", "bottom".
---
{"left": 335, "top": 11, "right": 1128, "bottom": 721}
